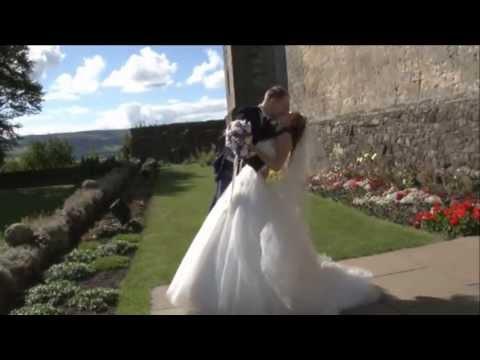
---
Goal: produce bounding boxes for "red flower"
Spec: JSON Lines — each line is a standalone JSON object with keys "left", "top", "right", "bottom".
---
{"left": 463, "top": 200, "right": 474, "bottom": 211}
{"left": 449, "top": 214, "right": 459, "bottom": 226}
{"left": 424, "top": 212, "right": 435, "bottom": 221}
{"left": 473, "top": 207, "right": 480, "bottom": 222}
{"left": 396, "top": 192, "right": 406, "bottom": 201}
{"left": 454, "top": 206, "right": 467, "bottom": 219}
{"left": 415, "top": 211, "right": 436, "bottom": 223}
{"left": 431, "top": 203, "right": 442, "bottom": 216}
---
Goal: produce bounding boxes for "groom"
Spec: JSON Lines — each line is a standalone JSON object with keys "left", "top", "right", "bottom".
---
{"left": 208, "top": 85, "right": 290, "bottom": 212}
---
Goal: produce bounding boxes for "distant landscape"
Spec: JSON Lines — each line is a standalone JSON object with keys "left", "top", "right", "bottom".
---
{"left": 7, "top": 129, "right": 130, "bottom": 160}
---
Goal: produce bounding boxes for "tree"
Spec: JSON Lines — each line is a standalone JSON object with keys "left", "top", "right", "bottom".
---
{"left": 0, "top": 46, "right": 44, "bottom": 167}
{"left": 22, "top": 138, "right": 74, "bottom": 170}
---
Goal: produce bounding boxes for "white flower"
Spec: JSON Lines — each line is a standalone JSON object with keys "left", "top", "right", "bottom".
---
{"left": 425, "top": 195, "right": 443, "bottom": 205}
{"left": 226, "top": 119, "right": 253, "bottom": 160}
{"left": 371, "top": 153, "right": 377, "bottom": 160}
{"left": 353, "top": 198, "right": 366, "bottom": 205}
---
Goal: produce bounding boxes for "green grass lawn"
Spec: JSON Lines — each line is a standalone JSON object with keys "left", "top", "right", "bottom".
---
{"left": 0, "top": 185, "right": 75, "bottom": 251}
{"left": 304, "top": 193, "right": 437, "bottom": 260}
{"left": 117, "top": 164, "right": 438, "bottom": 315}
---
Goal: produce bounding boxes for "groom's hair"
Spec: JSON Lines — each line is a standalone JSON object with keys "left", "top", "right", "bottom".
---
{"left": 263, "top": 85, "right": 289, "bottom": 102}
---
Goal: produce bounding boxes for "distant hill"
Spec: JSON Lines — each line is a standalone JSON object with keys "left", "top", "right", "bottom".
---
{"left": 7, "top": 129, "right": 130, "bottom": 160}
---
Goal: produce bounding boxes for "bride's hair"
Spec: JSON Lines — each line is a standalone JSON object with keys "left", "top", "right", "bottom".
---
{"left": 289, "top": 112, "right": 307, "bottom": 154}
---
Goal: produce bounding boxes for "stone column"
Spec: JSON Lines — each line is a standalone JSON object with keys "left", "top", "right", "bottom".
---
{"left": 223, "top": 46, "right": 288, "bottom": 113}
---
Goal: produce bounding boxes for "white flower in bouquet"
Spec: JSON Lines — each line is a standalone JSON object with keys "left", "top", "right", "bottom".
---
{"left": 225, "top": 119, "right": 253, "bottom": 160}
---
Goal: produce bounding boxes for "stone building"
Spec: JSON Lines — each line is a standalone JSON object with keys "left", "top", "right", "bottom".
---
{"left": 225, "top": 45, "right": 480, "bottom": 185}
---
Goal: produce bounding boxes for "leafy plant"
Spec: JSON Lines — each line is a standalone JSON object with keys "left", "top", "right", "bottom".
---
{"left": 183, "top": 147, "right": 217, "bottom": 167}
{"left": 21, "top": 138, "right": 75, "bottom": 170}
{"left": 66, "top": 288, "right": 119, "bottom": 312}
{"left": 1, "top": 157, "right": 25, "bottom": 173}
{"left": 44, "top": 262, "right": 96, "bottom": 283}
{"left": 96, "top": 240, "right": 138, "bottom": 257}
{"left": 113, "top": 234, "right": 141, "bottom": 244}
{"left": 25, "top": 280, "right": 80, "bottom": 307}
{"left": 10, "top": 304, "right": 64, "bottom": 315}
{"left": 92, "top": 255, "right": 130, "bottom": 272}
{"left": 64, "top": 248, "right": 99, "bottom": 264}
{"left": 78, "top": 241, "right": 103, "bottom": 251}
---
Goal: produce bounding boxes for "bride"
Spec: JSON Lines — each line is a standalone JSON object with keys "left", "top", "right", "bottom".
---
{"left": 166, "top": 112, "right": 382, "bottom": 315}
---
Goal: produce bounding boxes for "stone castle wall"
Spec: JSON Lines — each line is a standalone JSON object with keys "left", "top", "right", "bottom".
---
{"left": 285, "top": 45, "right": 480, "bottom": 180}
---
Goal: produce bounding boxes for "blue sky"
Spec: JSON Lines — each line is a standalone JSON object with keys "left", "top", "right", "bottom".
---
{"left": 18, "top": 45, "right": 227, "bottom": 135}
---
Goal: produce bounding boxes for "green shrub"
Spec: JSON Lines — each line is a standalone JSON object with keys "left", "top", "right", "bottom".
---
{"left": 92, "top": 255, "right": 130, "bottom": 272}
{"left": 96, "top": 240, "right": 138, "bottom": 257}
{"left": 64, "top": 248, "right": 99, "bottom": 263}
{"left": 10, "top": 304, "right": 64, "bottom": 315}
{"left": 113, "top": 234, "right": 141, "bottom": 244}
{"left": 197, "top": 148, "right": 216, "bottom": 167}
{"left": 183, "top": 148, "right": 216, "bottom": 167}
{"left": 66, "top": 288, "right": 119, "bottom": 312}
{"left": 78, "top": 241, "right": 103, "bottom": 251}
{"left": 44, "top": 262, "right": 96, "bottom": 283}
{"left": 25, "top": 280, "right": 80, "bottom": 307}
{"left": 1, "top": 158, "right": 25, "bottom": 173}
{"left": 21, "top": 138, "right": 75, "bottom": 171}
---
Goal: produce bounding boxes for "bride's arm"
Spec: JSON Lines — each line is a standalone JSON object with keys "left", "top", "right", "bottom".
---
{"left": 253, "top": 133, "right": 292, "bottom": 172}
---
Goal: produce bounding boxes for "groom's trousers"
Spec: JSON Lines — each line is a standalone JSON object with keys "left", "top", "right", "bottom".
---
{"left": 208, "top": 153, "right": 234, "bottom": 213}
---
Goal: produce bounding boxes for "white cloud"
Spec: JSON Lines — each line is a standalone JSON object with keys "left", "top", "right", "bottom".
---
{"left": 63, "top": 106, "right": 90, "bottom": 115}
{"left": 186, "top": 49, "right": 224, "bottom": 90}
{"left": 102, "top": 47, "right": 177, "bottom": 93}
{"left": 28, "top": 46, "right": 66, "bottom": 80}
{"left": 175, "top": 81, "right": 183, "bottom": 88}
{"left": 94, "top": 96, "right": 227, "bottom": 130}
{"left": 203, "top": 69, "right": 225, "bottom": 89}
{"left": 46, "top": 55, "right": 106, "bottom": 101}
{"left": 15, "top": 97, "right": 227, "bottom": 135}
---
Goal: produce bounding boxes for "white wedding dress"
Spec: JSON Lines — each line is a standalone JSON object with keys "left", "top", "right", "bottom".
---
{"left": 166, "top": 135, "right": 381, "bottom": 315}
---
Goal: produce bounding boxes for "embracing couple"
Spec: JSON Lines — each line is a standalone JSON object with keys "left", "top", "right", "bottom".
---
{"left": 166, "top": 86, "right": 382, "bottom": 315}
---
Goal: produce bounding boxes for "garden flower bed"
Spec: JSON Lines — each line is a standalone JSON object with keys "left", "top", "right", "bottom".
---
{"left": 308, "top": 163, "right": 480, "bottom": 239}
{"left": 10, "top": 236, "right": 140, "bottom": 315}
{"left": 7, "top": 163, "right": 156, "bottom": 315}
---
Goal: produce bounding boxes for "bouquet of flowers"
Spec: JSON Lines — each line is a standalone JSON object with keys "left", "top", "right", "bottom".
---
{"left": 225, "top": 119, "right": 253, "bottom": 159}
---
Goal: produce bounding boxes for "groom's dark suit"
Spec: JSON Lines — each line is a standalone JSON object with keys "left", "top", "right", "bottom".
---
{"left": 208, "top": 106, "right": 279, "bottom": 212}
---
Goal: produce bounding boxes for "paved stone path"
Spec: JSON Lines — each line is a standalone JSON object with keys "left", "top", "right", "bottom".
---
{"left": 151, "top": 236, "right": 480, "bottom": 315}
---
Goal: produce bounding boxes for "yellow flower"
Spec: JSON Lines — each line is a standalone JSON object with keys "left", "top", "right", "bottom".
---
{"left": 266, "top": 169, "right": 283, "bottom": 183}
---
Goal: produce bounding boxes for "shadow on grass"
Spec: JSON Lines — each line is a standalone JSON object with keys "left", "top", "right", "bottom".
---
{"left": 343, "top": 290, "right": 480, "bottom": 314}
{"left": 153, "top": 166, "right": 205, "bottom": 197}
